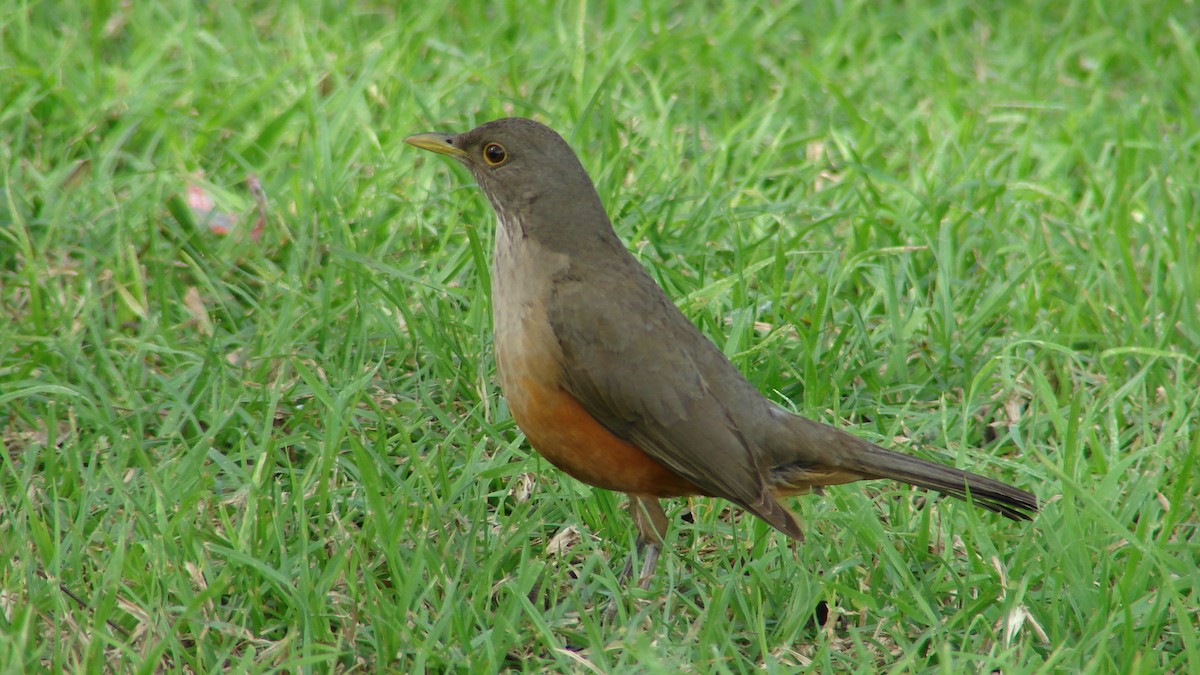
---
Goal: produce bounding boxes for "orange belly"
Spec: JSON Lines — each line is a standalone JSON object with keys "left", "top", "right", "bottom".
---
{"left": 503, "top": 374, "right": 701, "bottom": 498}
{"left": 492, "top": 282, "right": 700, "bottom": 498}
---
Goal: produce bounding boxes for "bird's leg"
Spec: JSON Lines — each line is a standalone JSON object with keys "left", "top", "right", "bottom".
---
{"left": 606, "top": 495, "right": 668, "bottom": 622}
{"left": 622, "top": 494, "right": 668, "bottom": 589}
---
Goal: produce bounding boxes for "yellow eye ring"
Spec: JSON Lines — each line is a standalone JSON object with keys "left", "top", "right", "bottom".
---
{"left": 483, "top": 143, "right": 507, "bottom": 166}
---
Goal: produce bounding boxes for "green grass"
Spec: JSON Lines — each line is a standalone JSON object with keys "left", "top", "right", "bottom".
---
{"left": 2, "top": 0, "right": 1198, "bottom": 672}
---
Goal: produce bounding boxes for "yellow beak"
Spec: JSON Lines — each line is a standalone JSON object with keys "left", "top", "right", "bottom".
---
{"left": 404, "top": 132, "right": 467, "bottom": 158}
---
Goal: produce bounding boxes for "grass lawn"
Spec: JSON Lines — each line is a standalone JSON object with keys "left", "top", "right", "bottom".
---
{"left": 2, "top": 0, "right": 1198, "bottom": 672}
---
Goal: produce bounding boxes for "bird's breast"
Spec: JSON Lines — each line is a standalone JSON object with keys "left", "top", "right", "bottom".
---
{"left": 489, "top": 222, "right": 700, "bottom": 497}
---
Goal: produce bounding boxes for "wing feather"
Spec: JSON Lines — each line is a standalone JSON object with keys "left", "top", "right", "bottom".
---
{"left": 546, "top": 260, "right": 771, "bottom": 514}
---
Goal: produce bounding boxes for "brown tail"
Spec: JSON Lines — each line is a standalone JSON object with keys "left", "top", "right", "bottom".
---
{"left": 772, "top": 416, "right": 1038, "bottom": 521}
{"left": 846, "top": 442, "right": 1038, "bottom": 520}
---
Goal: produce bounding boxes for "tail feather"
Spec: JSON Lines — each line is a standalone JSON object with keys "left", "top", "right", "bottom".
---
{"left": 773, "top": 415, "right": 1038, "bottom": 521}
{"left": 850, "top": 444, "right": 1038, "bottom": 520}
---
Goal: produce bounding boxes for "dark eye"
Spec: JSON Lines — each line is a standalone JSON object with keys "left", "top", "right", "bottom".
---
{"left": 483, "top": 143, "right": 507, "bottom": 166}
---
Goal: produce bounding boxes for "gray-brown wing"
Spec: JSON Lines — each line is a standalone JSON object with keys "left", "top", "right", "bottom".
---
{"left": 546, "top": 261, "right": 800, "bottom": 536}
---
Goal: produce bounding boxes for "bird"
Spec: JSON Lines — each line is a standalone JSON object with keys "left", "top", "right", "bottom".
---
{"left": 405, "top": 117, "right": 1037, "bottom": 587}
